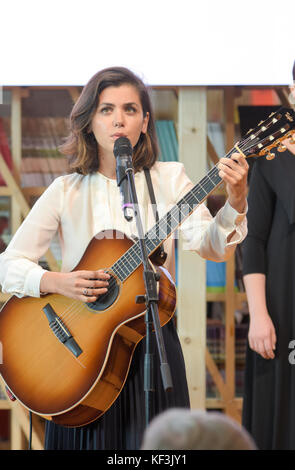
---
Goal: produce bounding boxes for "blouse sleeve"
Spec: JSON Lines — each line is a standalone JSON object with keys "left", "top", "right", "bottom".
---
{"left": 242, "top": 161, "right": 275, "bottom": 275}
{"left": 172, "top": 163, "right": 248, "bottom": 261}
{"left": 0, "top": 176, "right": 64, "bottom": 298}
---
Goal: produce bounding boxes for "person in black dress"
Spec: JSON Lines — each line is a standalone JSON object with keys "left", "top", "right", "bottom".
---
{"left": 242, "top": 62, "right": 295, "bottom": 449}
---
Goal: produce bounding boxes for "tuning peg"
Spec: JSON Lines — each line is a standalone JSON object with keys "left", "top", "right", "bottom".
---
{"left": 266, "top": 153, "right": 275, "bottom": 160}
{"left": 277, "top": 144, "right": 287, "bottom": 152}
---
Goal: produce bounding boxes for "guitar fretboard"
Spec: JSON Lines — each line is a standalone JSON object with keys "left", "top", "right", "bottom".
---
{"left": 111, "top": 157, "right": 230, "bottom": 282}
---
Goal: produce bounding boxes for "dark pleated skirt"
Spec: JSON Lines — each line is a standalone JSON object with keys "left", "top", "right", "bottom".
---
{"left": 44, "top": 319, "right": 190, "bottom": 450}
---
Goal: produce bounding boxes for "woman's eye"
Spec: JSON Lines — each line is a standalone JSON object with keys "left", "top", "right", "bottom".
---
{"left": 100, "top": 107, "right": 112, "bottom": 114}
{"left": 125, "top": 106, "right": 136, "bottom": 113}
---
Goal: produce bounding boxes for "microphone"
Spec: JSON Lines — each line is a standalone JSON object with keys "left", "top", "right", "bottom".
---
{"left": 113, "top": 137, "right": 134, "bottom": 222}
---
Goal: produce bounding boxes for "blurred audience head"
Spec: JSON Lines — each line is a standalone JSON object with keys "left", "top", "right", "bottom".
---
{"left": 141, "top": 408, "right": 257, "bottom": 450}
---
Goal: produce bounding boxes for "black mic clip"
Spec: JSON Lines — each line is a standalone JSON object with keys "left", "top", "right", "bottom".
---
{"left": 114, "top": 137, "right": 134, "bottom": 222}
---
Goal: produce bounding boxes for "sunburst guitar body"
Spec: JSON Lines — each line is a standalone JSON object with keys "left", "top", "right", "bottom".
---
{"left": 0, "top": 231, "right": 176, "bottom": 427}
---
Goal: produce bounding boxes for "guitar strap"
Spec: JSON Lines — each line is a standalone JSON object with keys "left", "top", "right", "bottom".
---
{"left": 144, "top": 167, "right": 167, "bottom": 266}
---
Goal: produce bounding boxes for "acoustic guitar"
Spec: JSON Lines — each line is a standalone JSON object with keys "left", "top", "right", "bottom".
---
{"left": 0, "top": 108, "right": 294, "bottom": 427}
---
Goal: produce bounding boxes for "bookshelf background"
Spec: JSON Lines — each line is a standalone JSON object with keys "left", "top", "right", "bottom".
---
{"left": 0, "top": 83, "right": 291, "bottom": 449}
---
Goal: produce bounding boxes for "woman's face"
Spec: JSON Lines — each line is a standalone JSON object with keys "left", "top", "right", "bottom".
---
{"left": 90, "top": 84, "right": 149, "bottom": 158}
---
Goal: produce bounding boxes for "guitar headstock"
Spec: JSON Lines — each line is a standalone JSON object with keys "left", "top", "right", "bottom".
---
{"left": 238, "top": 107, "right": 295, "bottom": 160}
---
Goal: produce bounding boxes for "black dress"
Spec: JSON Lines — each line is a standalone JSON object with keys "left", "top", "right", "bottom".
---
{"left": 44, "top": 318, "right": 190, "bottom": 450}
{"left": 242, "top": 149, "right": 295, "bottom": 450}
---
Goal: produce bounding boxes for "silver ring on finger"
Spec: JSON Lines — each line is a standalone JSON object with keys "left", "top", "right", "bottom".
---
{"left": 83, "top": 288, "right": 88, "bottom": 296}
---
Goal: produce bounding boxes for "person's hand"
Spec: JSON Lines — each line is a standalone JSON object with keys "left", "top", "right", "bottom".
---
{"left": 248, "top": 311, "right": 277, "bottom": 359}
{"left": 218, "top": 153, "right": 248, "bottom": 213}
{"left": 40, "top": 269, "right": 110, "bottom": 302}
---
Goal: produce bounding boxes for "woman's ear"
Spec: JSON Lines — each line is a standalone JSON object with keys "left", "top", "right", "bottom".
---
{"left": 141, "top": 111, "right": 149, "bottom": 134}
{"left": 288, "top": 82, "right": 295, "bottom": 103}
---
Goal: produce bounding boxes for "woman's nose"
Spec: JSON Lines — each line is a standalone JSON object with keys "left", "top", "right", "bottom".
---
{"left": 113, "top": 110, "right": 124, "bottom": 128}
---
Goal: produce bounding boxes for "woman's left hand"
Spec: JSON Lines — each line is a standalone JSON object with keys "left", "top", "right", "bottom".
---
{"left": 218, "top": 153, "right": 249, "bottom": 213}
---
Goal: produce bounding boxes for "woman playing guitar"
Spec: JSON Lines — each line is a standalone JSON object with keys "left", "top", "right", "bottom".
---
{"left": 0, "top": 67, "right": 248, "bottom": 450}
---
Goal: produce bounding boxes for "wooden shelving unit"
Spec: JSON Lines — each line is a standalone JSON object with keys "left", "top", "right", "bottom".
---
{"left": 0, "top": 83, "right": 291, "bottom": 449}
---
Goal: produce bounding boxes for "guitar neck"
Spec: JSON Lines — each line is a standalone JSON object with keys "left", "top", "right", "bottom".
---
{"left": 111, "top": 150, "right": 236, "bottom": 282}
{"left": 109, "top": 106, "right": 295, "bottom": 282}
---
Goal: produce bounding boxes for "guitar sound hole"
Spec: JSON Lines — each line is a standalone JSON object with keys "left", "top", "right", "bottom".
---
{"left": 87, "top": 275, "right": 119, "bottom": 312}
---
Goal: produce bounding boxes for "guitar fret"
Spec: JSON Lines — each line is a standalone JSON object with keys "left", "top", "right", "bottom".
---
{"left": 114, "top": 262, "right": 131, "bottom": 281}
{"left": 169, "top": 211, "right": 180, "bottom": 231}
{"left": 207, "top": 173, "right": 218, "bottom": 187}
{"left": 116, "top": 261, "right": 129, "bottom": 279}
{"left": 133, "top": 251, "right": 142, "bottom": 265}
{"left": 145, "top": 238, "right": 158, "bottom": 251}
{"left": 112, "top": 264, "right": 125, "bottom": 282}
{"left": 122, "top": 256, "right": 133, "bottom": 273}
{"left": 147, "top": 228, "right": 157, "bottom": 241}
{"left": 195, "top": 182, "right": 210, "bottom": 201}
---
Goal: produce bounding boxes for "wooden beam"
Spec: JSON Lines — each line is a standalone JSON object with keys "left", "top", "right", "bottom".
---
{"left": 0, "top": 378, "right": 44, "bottom": 449}
{"left": 206, "top": 397, "right": 242, "bottom": 410}
{"left": 10, "top": 407, "right": 26, "bottom": 450}
{"left": 207, "top": 135, "right": 219, "bottom": 165}
{"left": 67, "top": 87, "right": 81, "bottom": 103}
{"left": 0, "top": 293, "right": 12, "bottom": 302}
{"left": 0, "top": 187, "right": 13, "bottom": 196}
{"left": 0, "top": 186, "right": 48, "bottom": 198}
{"left": 10, "top": 403, "right": 44, "bottom": 450}
{"left": 224, "top": 87, "right": 237, "bottom": 418}
{"left": 205, "top": 347, "right": 229, "bottom": 402}
{"left": 207, "top": 291, "right": 247, "bottom": 306}
{"left": 0, "top": 399, "right": 11, "bottom": 409}
{"left": 11, "top": 88, "right": 22, "bottom": 180}
{"left": 0, "top": 152, "right": 31, "bottom": 217}
{"left": 10, "top": 87, "right": 22, "bottom": 234}
{"left": 177, "top": 87, "right": 207, "bottom": 410}
{"left": 22, "top": 186, "right": 47, "bottom": 198}
{"left": 205, "top": 347, "right": 241, "bottom": 422}
{"left": 275, "top": 86, "right": 293, "bottom": 107}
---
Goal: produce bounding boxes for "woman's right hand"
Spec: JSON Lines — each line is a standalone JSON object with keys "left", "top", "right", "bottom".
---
{"left": 248, "top": 310, "right": 277, "bottom": 360}
{"left": 40, "top": 270, "right": 110, "bottom": 302}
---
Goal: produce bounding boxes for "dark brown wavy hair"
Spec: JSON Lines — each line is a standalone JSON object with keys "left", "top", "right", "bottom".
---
{"left": 60, "top": 67, "right": 159, "bottom": 174}
{"left": 293, "top": 60, "right": 295, "bottom": 81}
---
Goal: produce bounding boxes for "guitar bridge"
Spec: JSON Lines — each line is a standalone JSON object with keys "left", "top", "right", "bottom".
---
{"left": 42, "top": 303, "right": 83, "bottom": 358}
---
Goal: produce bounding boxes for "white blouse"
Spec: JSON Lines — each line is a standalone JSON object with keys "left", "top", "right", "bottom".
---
{"left": 0, "top": 161, "right": 247, "bottom": 298}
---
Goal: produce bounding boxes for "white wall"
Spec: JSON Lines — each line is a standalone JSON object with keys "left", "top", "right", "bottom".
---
{"left": 0, "top": 0, "right": 294, "bottom": 86}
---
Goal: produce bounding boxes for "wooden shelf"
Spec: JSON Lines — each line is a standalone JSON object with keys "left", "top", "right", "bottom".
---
{"left": 206, "top": 397, "right": 243, "bottom": 410}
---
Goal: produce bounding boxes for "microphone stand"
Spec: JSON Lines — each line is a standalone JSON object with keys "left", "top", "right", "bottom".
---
{"left": 121, "top": 156, "right": 173, "bottom": 427}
